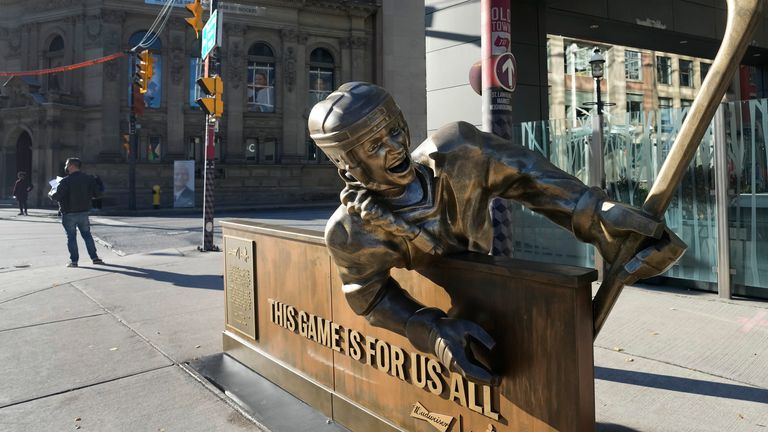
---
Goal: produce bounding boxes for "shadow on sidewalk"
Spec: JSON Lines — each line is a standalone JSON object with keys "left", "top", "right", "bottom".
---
{"left": 88, "top": 263, "right": 223, "bottom": 291}
{"left": 596, "top": 367, "right": 768, "bottom": 403}
{"left": 596, "top": 424, "right": 640, "bottom": 432}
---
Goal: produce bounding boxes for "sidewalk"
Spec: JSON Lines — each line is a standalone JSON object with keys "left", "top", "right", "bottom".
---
{"left": 0, "top": 225, "right": 766, "bottom": 431}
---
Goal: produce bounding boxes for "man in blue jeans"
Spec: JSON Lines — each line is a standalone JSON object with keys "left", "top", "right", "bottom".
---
{"left": 49, "top": 158, "right": 104, "bottom": 268}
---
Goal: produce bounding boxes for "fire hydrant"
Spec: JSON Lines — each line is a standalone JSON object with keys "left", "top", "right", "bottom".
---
{"left": 152, "top": 185, "right": 161, "bottom": 209}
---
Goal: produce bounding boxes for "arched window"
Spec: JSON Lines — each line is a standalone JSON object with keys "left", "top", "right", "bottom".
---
{"left": 128, "top": 31, "right": 162, "bottom": 110}
{"left": 247, "top": 42, "right": 275, "bottom": 112}
{"left": 46, "top": 35, "right": 65, "bottom": 92}
{"left": 308, "top": 48, "right": 334, "bottom": 107}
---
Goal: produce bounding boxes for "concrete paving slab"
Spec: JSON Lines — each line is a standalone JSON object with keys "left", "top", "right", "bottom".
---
{"left": 0, "top": 283, "right": 104, "bottom": 331}
{"left": 596, "top": 285, "right": 768, "bottom": 388}
{"left": 595, "top": 346, "right": 768, "bottom": 431}
{"left": 0, "top": 267, "right": 105, "bottom": 302}
{"left": 0, "top": 366, "right": 261, "bottom": 432}
{"left": 73, "top": 256, "right": 224, "bottom": 324}
{"left": 130, "top": 305, "right": 224, "bottom": 363}
{"left": 0, "top": 314, "right": 171, "bottom": 407}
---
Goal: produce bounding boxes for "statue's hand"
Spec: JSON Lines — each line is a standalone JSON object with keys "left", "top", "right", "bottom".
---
{"left": 575, "top": 192, "right": 687, "bottom": 282}
{"left": 339, "top": 184, "right": 444, "bottom": 255}
{"left": 431, "top": 316, "right": 500, "bottom": 386}
{"left": 406, "top": 307, "right": 499, "bottom": 386}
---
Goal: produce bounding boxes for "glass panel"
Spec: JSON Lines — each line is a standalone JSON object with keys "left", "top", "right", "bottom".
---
{"left": 245, "top": 138, "right": 257, "bottom": 160}
{"left": 247, "top": 61, "right": 275, "bottom": 112}
{"left": 626, "top": 93, "right": 643, "bottom": 125}
{"left": 248, "top": 42, "right": 273, "bottom": 57}
{"left": 259, "top": 139, "right": 276, "bottom": 163}
{"left": 657, "top": 56, "right": 671, "bottom": 85}
{"left": 147, "top": 136, "right": 162, "bottom": 161}
{"left": 725, "top": 99, "right": 768, "bottom": 297}
{"left": 189, "top": 58, "right": 203, "bottom": 108}
{"left": 508, "top": 104, "right": 719, "bottom": 287}
{"left": 625, "top": 50, "right": 642, "bottom": 81}
{"left": 308, "top": 67, "right": 333, "bottom": 107}
{"left": 680, "top": 60, "right": 693, "bottom": 87}
{"left": 310, "top": 48, "right": 334, "bottom": 64}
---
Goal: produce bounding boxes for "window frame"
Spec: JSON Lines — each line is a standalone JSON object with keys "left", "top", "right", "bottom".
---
{"left": 656, "top": 55, "right": 672, "bottom": 85}
{"left": 246, "top": 42, "right": 276, "bottom": 113}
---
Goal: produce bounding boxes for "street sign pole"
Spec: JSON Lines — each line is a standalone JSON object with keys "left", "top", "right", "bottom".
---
{"left": 482, "top": 0, "right": 516, "bottom": 257}
{"left": 199, "top": 7, "right": 220, "bottom": 252}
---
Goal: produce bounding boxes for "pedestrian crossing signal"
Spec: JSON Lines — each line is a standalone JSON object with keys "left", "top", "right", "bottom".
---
{"left": 196, "top": 76, "right": 224, "bottom": 118}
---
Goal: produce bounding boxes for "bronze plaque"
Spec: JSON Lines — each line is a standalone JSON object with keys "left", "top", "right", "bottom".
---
{"left": 224, "top": 236, "right": 257, "bottom": 340}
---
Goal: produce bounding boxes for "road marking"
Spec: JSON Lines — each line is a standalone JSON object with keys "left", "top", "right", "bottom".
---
{"left": 91, "top": 217, "right": 129, "bottom": 226}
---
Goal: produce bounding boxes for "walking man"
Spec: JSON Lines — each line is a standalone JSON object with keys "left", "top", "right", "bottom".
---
{"left": 49, "top": 158, "right": 104, "bottom": 267}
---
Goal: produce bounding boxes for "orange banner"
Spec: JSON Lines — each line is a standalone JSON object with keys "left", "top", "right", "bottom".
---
{"left": 0, "top": 52, "right": 126, "bottom": 77}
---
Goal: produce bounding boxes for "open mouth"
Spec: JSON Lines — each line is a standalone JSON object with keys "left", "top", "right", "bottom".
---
{"left": 388, "top": 154, "right": 410, "bottom": 173}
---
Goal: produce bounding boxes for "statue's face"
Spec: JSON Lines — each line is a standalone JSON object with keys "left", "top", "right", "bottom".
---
{"left": 346, "top": 118, "right": 415, "bottom": 197}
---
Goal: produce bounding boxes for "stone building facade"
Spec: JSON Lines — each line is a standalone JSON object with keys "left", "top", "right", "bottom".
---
{"left": 0, "top": 0, "right": 427, "bottom": 209}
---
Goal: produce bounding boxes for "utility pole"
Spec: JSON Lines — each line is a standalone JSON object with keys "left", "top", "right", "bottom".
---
{"left": 190, "top": 2, "right": 223, "bottom": 252}
{"left": 482, "top": 0, "right": 516, "bottom": 256}
{"left": 200, "top": 52, "right": 219, "bottom": 252}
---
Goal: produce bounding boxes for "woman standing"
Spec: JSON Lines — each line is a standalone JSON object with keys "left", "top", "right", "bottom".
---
{"left": 12, "top": 171, "right": 33, "bottom": 215}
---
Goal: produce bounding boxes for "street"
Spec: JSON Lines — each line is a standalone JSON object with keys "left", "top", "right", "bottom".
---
{"left": 0, "top": 207, "right": 334, "bottom": 271}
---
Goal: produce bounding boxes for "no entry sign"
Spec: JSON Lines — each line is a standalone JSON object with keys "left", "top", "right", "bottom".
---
{"left": 493, "top": 52, "right": 517, "bottom": 92}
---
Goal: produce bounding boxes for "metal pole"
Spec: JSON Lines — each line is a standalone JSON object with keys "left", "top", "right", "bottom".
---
{"left": 128, "top": 97, "right": 137, "bottom": 210}
{"left": 199, "top": 45, "right": 219, "bottom": 252}
{"left": 590, "top": 80, "right": 605, "bottom": 278}
{"left": 713, "top": 104, "right": 731, "bottom": 298}
{"left": 482, "top": 0, "right": 515, "bottom": 256}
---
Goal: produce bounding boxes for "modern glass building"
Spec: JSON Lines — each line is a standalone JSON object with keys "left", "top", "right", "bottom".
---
{"left": 425, "top": 0, "right": 768, "bottom": 299}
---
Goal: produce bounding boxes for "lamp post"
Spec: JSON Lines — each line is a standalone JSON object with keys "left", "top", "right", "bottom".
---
{"left": 585, "top": 47, "right": 614, "bottom": 278}
{"left": 584, "top": 47, "right": 614, "bottom": 190}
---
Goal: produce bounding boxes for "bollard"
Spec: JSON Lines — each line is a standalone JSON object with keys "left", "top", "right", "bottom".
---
{"left": 152, "top": 185, "right": 161, "bottom": 209}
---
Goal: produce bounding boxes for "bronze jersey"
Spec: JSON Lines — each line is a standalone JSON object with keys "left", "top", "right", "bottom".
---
{"left": 325, "top": 121, "right": 588, "bottom": 315}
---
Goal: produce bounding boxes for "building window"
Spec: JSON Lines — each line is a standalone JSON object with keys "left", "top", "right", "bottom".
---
{"left": 128, "top": 31, "right": 162, "bottom": 109}
{"left": 188, "top": 136, "right": 202, "bottom": 161}
{"left": 659, "top": 97, "right": 673, "bottom": 132}
{"left": 626, "top": 93, "right": 644, "bottom": 124}
{"left": 680, "top": 60, "right": 693, "bottom": 87}
{"left": 625, "top": 50, "right": 642, "bottom": 81}
{"left": 656, "top": 56, "right": 672, "bottom": 85}
{"left": 700, "top": 62, "right": 712, "bottom": 82}
{"left": 245, "top": 138, "right": 277, "bottom": 163}
{"left": 147, "top": 136, "right": 162, "bottom": 161}
{"left": 189, "top": 57, "right": 203, "bottom": 108}
{"left": 308, "top": 47, "right": 334, "bottom": 108}
{"left": 46, "top": 35, "right": 64, "bottom": 92}
{"left": 247, "top": 43, "right": 275, "bottom": 113}
{"left": 563, "top": 42, "right": 594, "bottom": 77}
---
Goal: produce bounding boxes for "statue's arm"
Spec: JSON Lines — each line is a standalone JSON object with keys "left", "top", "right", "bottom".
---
{"left": 483, "top": 137, "right": 686, "bottom": 279}
{"left": 326, "top": 213, "right": 498, "bottom": 386}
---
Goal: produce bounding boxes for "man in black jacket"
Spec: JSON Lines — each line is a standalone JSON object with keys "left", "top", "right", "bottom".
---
{"left": 49, "top": 158, "right": 104, "bottom": 267}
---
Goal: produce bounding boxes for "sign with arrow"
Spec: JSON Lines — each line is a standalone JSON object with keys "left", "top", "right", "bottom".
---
{"left": 493, "top": 52, "right": 516, "bottom": 92}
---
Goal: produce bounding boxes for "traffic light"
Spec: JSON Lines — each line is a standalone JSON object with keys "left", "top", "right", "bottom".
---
{"left": 122, "top": 134, "right": 130, "bottom": 156}
{"left": 135, "top": 50, "right": 154, "bottom": 94}
{"left": 185, "top": 0, "right": 204, "bottom": 39}
{"left": 196, "top": 75, "right": 224, "bottom": 118}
